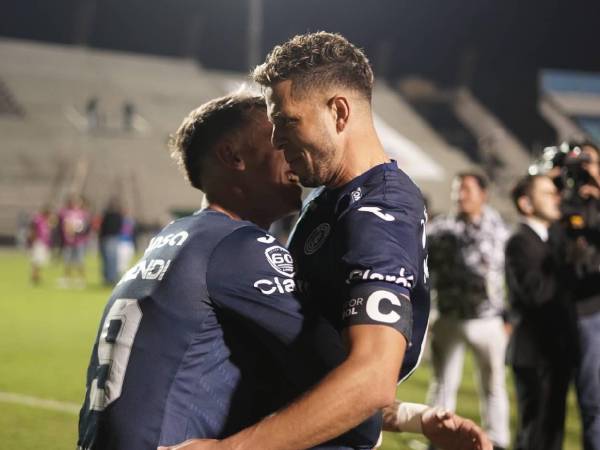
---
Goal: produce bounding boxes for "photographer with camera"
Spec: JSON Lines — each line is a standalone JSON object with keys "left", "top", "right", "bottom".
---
{"left": 547, "top": 141, "right": 600, "bottom": 450}
{"left": 505, "top": 174, "right": 578, "bottom": 450}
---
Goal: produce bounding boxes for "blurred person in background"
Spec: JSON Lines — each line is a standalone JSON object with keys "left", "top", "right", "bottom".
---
{"left": 116, "top": 208, "right": 136, "bottom": 276}
{"left": 98, "top": 198, "right": 123, "bottom": 285}
{"left": 505, "top": 175, "right": 578, "bottom": 450}
{"left": 86, "top": 97, "right": 100, "bottom": 130}
{"left": 28, "top": 205, "right": 54, "bottom": 285}
{"left": 59, "top": 195, "right": 91, "bottom": 288}
{"left": 556, "top": 141, "right": 600, "bottom": 450}
{"left": 122, "top": 101, "right": 136, "bottom": 131}
{"left": 426, "top": 172, "right": 510, "bottom": 450}
{"left": 16, "top": 210, "right": 31, "bottom": 249}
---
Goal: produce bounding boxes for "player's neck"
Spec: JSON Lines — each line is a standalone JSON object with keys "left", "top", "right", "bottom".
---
{"left": 206, "top": 201, "right": 272, "bottom": 231}
{"left": 327, "top": 130, "right": 389, "bottom": 189}
{"left": 205, "top": 183, "right": 276, "bottom": 230}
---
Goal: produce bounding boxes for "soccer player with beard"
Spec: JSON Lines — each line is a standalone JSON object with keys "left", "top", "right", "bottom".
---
{"left": 164, "top": 32, "right": 491, "bottom": 450}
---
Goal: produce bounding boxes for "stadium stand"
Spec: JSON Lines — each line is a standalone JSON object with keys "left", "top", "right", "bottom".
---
{"left": 0, "top": 76, "right": 25, "bottom": 117}
{"left": 540, "top": 69, "right": 600, "bottom": 144}
{"left": 2, "top": 37, "right": 556, "bottom": 241}
{"left": 371, "top": 81, "right": 470, "bottom": 214}
{"left": 452, "top": 87, "right": 533, "bottom": 215}
{"left": 395, "top": 78, "right": 530, "bottom": 217}
{"left": 0, "top": 38, "right": 233, "bottom": 241}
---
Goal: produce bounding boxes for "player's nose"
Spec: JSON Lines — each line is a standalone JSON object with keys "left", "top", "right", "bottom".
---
{"left": 271, "top": 126, "right": 286, "bottom": 151}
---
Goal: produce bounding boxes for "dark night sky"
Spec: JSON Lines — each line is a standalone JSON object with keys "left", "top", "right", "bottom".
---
{"left": 1, "top": 0, "right": 599, "bottom": 147}
{"left": 2, "top": 0, "right": 599, "bottom": 77}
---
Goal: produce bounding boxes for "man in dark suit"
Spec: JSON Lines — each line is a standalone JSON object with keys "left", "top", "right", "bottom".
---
{"left": 505, "top": 174, "right": 578, "bottom": 450}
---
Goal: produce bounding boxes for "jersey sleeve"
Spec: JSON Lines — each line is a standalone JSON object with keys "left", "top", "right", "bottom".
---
{"left": 337, "top": 201, "right": 427, "bottom": 343}
{"left": 207, "top": 226, "right": 313, "bottom": 345}
{"left": 207, "top": 226, "right": 381, "bottom": 448}
{"left": 206, "top": 225, "right": 353, "bottom": 386}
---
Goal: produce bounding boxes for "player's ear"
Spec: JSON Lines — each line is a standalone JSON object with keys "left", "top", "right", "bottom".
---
{"left": 329, "top": 96, "right": 350, "bottom": 133}
{"left": 214, "top": 139, "right": 245, "bottom": 171}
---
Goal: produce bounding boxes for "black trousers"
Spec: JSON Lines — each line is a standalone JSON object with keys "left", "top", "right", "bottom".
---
{"left": 512, "top": 365, "right": 572, "bottom": 450}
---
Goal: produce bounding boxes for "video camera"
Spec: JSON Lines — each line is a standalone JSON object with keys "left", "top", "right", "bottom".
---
{"left": 530, "top": 142, "right": 600, "bottom": 278}
{"left": 529, "top": 142, "right": 599, "bottom": 230}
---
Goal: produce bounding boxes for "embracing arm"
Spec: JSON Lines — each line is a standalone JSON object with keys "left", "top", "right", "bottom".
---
{"left": 160, "top": 324, "right": 406, "bottom": 450}
{"left": 382, "top": 401, "right": 492, "bottom": 450}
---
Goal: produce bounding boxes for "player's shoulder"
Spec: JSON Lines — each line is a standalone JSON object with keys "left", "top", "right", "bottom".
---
{"left": 116, "top": 210, "right": 268, "bottom": 289}
{"left": 206, "top": 220, "right": 296, "bottom": 297}
{"left": 142, "top": 209, "right": 268, "bottom": 259}
{"left": 212, "top": 221, "right": 285, "bottom": 257}
{"left": 197, "top": 214, "right": 293, "bottom": 276}
{"left": 337, "top": 164, "right": 425, "bottom": 227}
{"left": 375, "top": 162, "right": 423, "bottom": 202}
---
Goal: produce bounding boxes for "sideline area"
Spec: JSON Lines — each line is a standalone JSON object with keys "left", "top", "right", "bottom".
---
{"left": 0, "top": 391, "right": 79, "bottom": 415}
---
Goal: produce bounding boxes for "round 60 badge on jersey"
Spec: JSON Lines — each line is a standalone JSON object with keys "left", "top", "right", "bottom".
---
{"left": 265, "top": 246, "right": 295, "bottom": 277}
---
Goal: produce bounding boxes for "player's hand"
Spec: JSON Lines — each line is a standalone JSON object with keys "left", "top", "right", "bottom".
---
{"left": 421, "top": 408, "right": 493, "bottom": 450}
{"left": 158, "top": 438, "right": 220, "bottom": 450}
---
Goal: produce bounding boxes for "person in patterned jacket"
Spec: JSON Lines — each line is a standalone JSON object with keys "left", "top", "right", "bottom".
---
{"left": 426, "top": 172, "right": 510, "bottom": 450}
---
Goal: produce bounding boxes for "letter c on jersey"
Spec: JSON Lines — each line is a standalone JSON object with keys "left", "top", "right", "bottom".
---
{"left": 254, "top": 279, "right": 277, "bottom": 295}
{"left": 366, "top": 290, "right": 401, "bottom": 323}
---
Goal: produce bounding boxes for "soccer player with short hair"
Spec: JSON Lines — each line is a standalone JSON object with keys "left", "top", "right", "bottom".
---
{"left": 77, "top": 91, "right": 380, "bottom": 450}
{"left": 166, "top": 32, "right": 491, "bottom": 450}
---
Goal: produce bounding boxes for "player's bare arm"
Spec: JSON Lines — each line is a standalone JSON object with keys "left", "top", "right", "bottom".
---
{"left": 159, "top": 324, "right": 407, "bottom": 450}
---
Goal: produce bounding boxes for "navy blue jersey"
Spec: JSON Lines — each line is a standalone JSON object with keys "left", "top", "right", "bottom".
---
{"left": 289, "top": 161, "right": 430, "bottom": 382}
{"left": 78, "top": 210, "right": 379, "bottom": 450}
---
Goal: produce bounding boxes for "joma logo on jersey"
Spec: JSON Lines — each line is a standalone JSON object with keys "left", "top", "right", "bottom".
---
{"left": 358, "top": 206, "right": 395, "bottom": 221}
{"left": 257, "top": 234, "right": 276, "bottom": 244}
{"left": 265, "top": 246, "right": 295, "bottom": 277}
{"left": 118, "top": 258, "right": 172, "bottom": 284}
{"left": 254, "top": 277, "right": 296, "bottom": 295}
{"left": 345, "top": 267, "right": 415, "bottom": 289}
{"left": 144, "top": 231, "right": 189, "bottom": 254}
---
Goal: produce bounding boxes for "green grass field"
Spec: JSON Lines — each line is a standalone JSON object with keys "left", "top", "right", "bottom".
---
{"left": 0, "top": 249, "right": 582, "bottom": 449}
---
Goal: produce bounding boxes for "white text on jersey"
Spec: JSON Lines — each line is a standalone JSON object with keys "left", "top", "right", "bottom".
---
{"left": 345, "top": 267, "right": 415, "bottom": 289}
{"left": 254, "top": 277, "right": 296, "bottom": 295}
{"left": 118, "top": 259, "right": 172, "bottom": 284}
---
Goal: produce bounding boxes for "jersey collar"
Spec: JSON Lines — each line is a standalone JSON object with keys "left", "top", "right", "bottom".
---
{"left": 326, "top": 160, "right": 397, "bottom": 201}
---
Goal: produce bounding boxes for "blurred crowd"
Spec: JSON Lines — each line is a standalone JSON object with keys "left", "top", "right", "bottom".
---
{"left": 25, "top": 195, "right": 137, "bottom": 288}
{"left": 426, "top": 141, "right": 600, "bottom": 450}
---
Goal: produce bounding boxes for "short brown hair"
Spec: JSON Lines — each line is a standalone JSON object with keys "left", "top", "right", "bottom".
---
{"left": 511, "top": 174, "right": 542, "bottom": 214}
{"left": 455, "top": 171, "right": 488, "bottom": 191}
{"left": 252, "top": 31, "right": 374, "bottom": 100}
{"left": 169, "top": 91, "right": 266, "bottom": 190}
